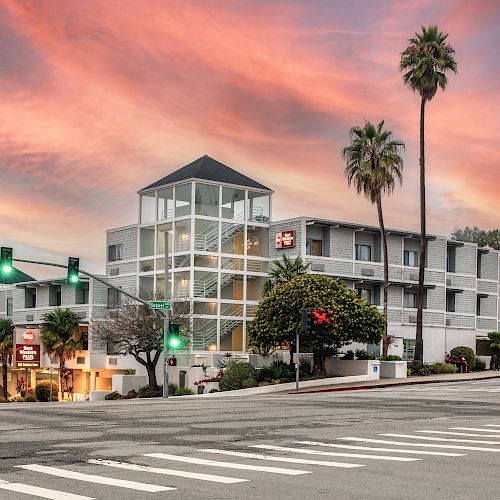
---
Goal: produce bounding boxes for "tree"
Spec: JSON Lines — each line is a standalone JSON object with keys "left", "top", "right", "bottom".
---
{"left": 488, "top": 332, "right": 500, "bottom": 355}
{"left": 92, "top": 298, "right": 190, "bottom": 390}
{"left": 400, "top": 25, "right": 457, "bottom": 361}
{"left": 41, "top": 309, "right": 82, "bottom": 399}
{"left": 247, "top": 274, "right": 386, "bottom": 369}
{"left": 0, "top": 319, "right": 14, "bottom": 400}
{"left": 451, "top": 227, "right": 500, "bottom": 250}
{"left": 263, "top": 255, "right": 310, "bottom": 296}
{"left": 342, "top": 120, "right": 404, "bottom": 357}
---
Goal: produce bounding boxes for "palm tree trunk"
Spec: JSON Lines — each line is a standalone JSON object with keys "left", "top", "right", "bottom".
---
{"left": 59, "top": 357, "right": 66, "bottom": 400}
{"left": 416, "top": 97, "right": 426, "bottom": 362}
{"left": 376, "top": 196, "right": 389, "bottom": 357}
{"left": 2, "top": 357, "right": 8, "bottom": 400}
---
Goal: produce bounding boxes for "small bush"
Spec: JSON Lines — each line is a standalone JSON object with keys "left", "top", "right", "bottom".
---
{"left": 168, "top": 383, "right": 179, "bottom": 396}
{"left": 343, "top": 350, "right": 355, "bottom": 360}
{"left": 279, "top": 377, "right": 291, "bottom": 384}
{"left": 242, "top": 378, "right": 257, "bottom": 388}
{"left": 124, "top": 369, "right": 136, "bottom": 375}
{"left": 355, "top": 349, "right": 370, "bottom": 360}
{"left": 474, "top": 357, "right": 486, "bottom": 371}
{"left": 24, "top": 395, "right": 38, "bottom": 402}
{"left": 450, "top": 346, "right": 476, "bottom": 371}
{"left": 219, "top": 362, "right": 257, "bottom": 391}
{"left": 105, "top": 391, "right": 122, "bottom": 400}
{"left": 209, "top": 388, "right": 219, "bottom": 393}
{"left": 428, "top": 363, "right": 456, "bottom": 374}
{"left": 174, "top": 388, "right": 193, "bottom": 396}
{"left": 255, "top": 367, "right": 274, "bottom": 383}
{"left": 418, "top": 366, "right": 432, "bottom": 376}
{"left": 138, "top": 385, "right": 150, "bottom": 397}
{"left": 269, "top": 360, "right": 294, "bottom": 380}
{"left": 382, "top": 355, "right": 402, "bottom": 361}
{"left": 299, "top": 361, "right": 312, "bottom": 376}
{"left": 257, "top": 381, "right": 271, "bottom": 387}
{"left": 125, "top": 390, "right": 138, "bottom": 399}
{"left": 408, "top": 360, "right": 423, "bottom": 373}
{"left": 35, "top": 381, "right": 58, "bottom": 402}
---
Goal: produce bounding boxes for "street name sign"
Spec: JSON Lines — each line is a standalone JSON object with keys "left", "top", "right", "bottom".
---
{"left": 149, "top": 301, "right": 172, "bottom": 311}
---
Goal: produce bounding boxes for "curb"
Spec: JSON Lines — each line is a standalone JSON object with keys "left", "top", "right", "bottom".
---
{"left": 293, "top": 373, "right": 500, "bottom": 394}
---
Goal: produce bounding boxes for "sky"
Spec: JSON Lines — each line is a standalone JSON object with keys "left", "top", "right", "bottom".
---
{"left": 0, "top": 0, "right": 499, "bottom": 278}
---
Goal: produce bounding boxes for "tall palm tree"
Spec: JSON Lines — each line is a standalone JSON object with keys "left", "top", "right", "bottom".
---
{"left": 342, "top": 121, "right": 404, "bottom": 357}
{"left": 263, "top": 255, "right": 310, "bottom": 296}
{"left": 41, "top": 309, "right": 82, "bottom": 399}
{"left": 0, "top": 319, "right": 14, "bottom": 400}
{"left": 400, "top": 25, "right": 457, "bottom": 361}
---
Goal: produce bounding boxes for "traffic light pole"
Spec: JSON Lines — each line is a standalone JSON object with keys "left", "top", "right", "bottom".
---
{"left": 295, "top": 327, "right": 300, "bottom": 392}
{"left": 163, "top": 232, "right": 170, "bottom": 399}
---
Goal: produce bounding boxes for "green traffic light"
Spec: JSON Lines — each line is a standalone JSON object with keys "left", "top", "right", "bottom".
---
{"left": 70, "top": 274, "right": 79, "bottom": 283}
{"left": 169, "top": 337, "right": 181, "bottom": 349}
{"left": 2, "top": 264, "right": 12, "bottom": 274}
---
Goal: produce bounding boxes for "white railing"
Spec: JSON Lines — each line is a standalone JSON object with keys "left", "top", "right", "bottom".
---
{"left": 192, "top": 318, "right": 241, "bottom": 350}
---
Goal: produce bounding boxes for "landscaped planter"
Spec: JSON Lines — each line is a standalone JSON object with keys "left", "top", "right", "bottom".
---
{"left": 380, "top": 361, "right": 407, "bottom": 379}
{"left": 112, "top": 375, "right": 147, "bottom": 395}
{"left": 325, "top": 358, "right": 380, "bottom": 380}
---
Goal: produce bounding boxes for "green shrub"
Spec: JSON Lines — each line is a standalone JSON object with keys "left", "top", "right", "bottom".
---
{"left": 105, "top": 391, "right": 122, "bottom": 400}
{"left": 125, "top": 390, "right": 138, "bottom": 399}
{"left": 269, "top": 360, "right": 294, "bottom": 380}
{"left": 255, "top": 367, "right": 274, "bottom": 383}
{"left": 242, "top": 378, "right": 257, "bottom": 388}
{"left": 174, "top": 388, "right": 193, "bottom": 396}
{"left": 343, "top": 350, "right": 355, "bottom": 360}
{"left": 35, "top": 381, "right": 58, "bottom": 402}
{"left": 407, "top": 368, "right": 413, "bottom": 377}
{"left": 168, "top": 383, "right": 179, "bottom": 396}
{"left": 138, "top": 385, "right": 150, "bottom": 397}
{"left": 382, "top": 355, "right": 402, "bottom": 361}
{"left": 219, "top": 362, "right": 257, "bottom": 391}
{"left": 474, "top": 357, "right": 486, "bottom": 371}
{"left": 355, "top": 349, "right": 371, "bottom": 360}
{"left": 24, "top": 395, "right": 38, "bottom": 402}
{"left": 299, "top": 361, "right": 312, "bottom": 376}
{"left": 408, "top": 360, "right": 423, "bottom": 373}
{"left": 124, "top": 369, "right": 136, "bottom": 375}
{"left": 279, "top": 377, "right": 291, "bottom": 384}
{"left": 209, "top": 388, "right": 219, "bottom": 393}
{"left": 428, "top": 363, "right": 456, "bottom": 374}
{"left": 450, "top": 346, "right": 476, "bottom": 371}
{"left": 418, "top": 366, "right": 432, "bottom": 376}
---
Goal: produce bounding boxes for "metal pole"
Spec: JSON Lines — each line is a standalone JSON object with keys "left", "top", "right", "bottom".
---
{"left": 295, "top": 328, "right": 300, "bottom": 392}
{"left": 162, "top": 231, "right": 170, "bottom": 399}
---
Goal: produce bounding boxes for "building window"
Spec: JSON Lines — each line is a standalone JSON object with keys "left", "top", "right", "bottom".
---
{"left": 404, "top": 250, "right": 419, "bottom": 267}
{"left": 175, "top": 183, "right": 192, "bottom": 217}
{"left": 49, "top": 285, "right": 62, "bottom": 307}
{"left": 195, "top": 183, "right": 219, "bottom": 218}
{"left": 6, "top": 297, "right": 13, "bottom": 317}
{"left": 306, "top": 239, "right": 323, "bottom": 257}
{"left": 25, "top": 288, "right": 36, "bottom": 309}
{"left": 403, "top": 291, "right": 418, "bottom": 309}
{"left": 403, "top": 339, "right": 415, "bottom": 361}
{"left": 247, "top": 192, "right": 270, "bottom": 223}
{"left": 80, "top": 331, "right": 89, "bottom": 350}
{"left": 108, "top": 244, "right": 123, "bottom": 262}
{"left": 355, "top": 244, "right": 372, "bottom": 262}
{"left": 107, "top": 288, "right": 121, "bottom": 309}
{"left": 357, "top": 288, "right": 372, "bottom": 304}
{"left": 222, "top": 187, "right": 245, "bottom": 220}
{"left": 76, "top": 283, "right": 89, "bottom": 305}
{"left": 157, "top": 188, "right": 174, "bottom": 220}
{"left": 140, "top": 192, "right": 156, "bottom": 223}
{"left": 447, "top": 246, "right": 456, "bottom": 273}
{"left": 446, "top": 292, "right": 456, "bottom": 313}
{"left": 476, "top": 295, "right": 481, "bottom": 317}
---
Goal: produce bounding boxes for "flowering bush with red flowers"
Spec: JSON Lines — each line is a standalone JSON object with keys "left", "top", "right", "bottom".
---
{"left": 311, "top": 308, "right": 337, "bottom": 328}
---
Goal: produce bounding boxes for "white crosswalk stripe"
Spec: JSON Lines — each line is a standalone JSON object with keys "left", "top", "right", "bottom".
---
{"left": 338, "top": 437, "right": 500, "bottom": 452}
{"left": 15, "top": 464, "right": 173, "bottom": 492}
{"left": 450, "top": 427, "right": 500, "bottom": 433}
{"left": 294, "top": 441, "right": 466, "bottom": 456}
{"left": 248, "top": 444, "right": 420, "bottom": 462}
{"left": 416, "top": 430, "right": 500, "bottom": 438}
{"left": 198, "top": 448, "right": 365, "bottom": 468}
{"left": 380, "top": 433, "right": 500, "bottom": 445}
{"left": 88, "top": 459, "right": 248, "bottom": 484}
{"left": 0, "top": 480, "right": 94, "bottom": 500}
{"left": 484, "top": 424, "right": 500, "bottom": 427}
{"left": 144, "top": 453, "right": 312, "bottom": 475}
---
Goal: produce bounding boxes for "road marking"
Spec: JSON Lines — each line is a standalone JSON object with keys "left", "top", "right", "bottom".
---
{"left": 484, "top": 425, "right": 500, "bottom": 428}
{"left": 88, "top": 459, "right": 248, "bottom": 484}
{"left": 416, "top": 430, "right": 500, "bottom": 438}
{"left": 248, "top": 444, "right": 419, "bottom": 462}
{"left": 381, "top": 433, "right": 500, "bottom": 445}
{"left": 450, "top": 427, "right": 500, "bottom": 433}
{"left": 144, "top": 453, "right": 312, "bottom": 475}
{"left": 294, "top": 441, "right": 466, "bottom": 457}
{"left": 15, "top": 464, "right": 173, "bottom": 492}
{"left": 199, "top": 448, "right": 365, "bottom": 468}
{"left": 0, "top": 480, "right": 94, "bottom": 500}
{"left": 338, "top": 437, "right": 500, "bottom": 452}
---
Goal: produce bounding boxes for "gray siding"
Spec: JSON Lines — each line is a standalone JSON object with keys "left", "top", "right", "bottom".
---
{"left": 107, "top": 226, "right": 138, "bottom": 262}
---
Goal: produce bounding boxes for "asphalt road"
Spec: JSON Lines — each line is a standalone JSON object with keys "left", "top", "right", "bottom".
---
{"left": 1, "top": 379, "right": 500, "bottom": 500}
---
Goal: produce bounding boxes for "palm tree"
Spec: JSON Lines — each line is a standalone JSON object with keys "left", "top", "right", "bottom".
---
{"left": 400, "top": 25, "right": 457, "bottom": 361}
{"left": 0, "top": 319, "right": 14, "bottom": 400}
{"left": 342, "top": 120, "right": 404, "bottom": 357}
{"left": 263, "top": 255, "right": 310, "bottom": 296}
{"left": 41, "top": 309, "right": 82, "bottom": 399}
{"left": 488, "top": 331, "right": 500, "bottom": 354}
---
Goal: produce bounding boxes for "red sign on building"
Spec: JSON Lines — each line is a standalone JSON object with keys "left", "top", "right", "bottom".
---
{"left": 22, "top": 330, "right": 35, "bottom": 344}
{"left": 16, "top": 344, "right": 40, "bottom": 368}
{"left": 275, "top": 230, "right": 296, "bottom": 249}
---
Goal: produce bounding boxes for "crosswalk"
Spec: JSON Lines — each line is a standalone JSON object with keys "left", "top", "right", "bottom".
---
{"left": 2, "top": 422, "right": 500, "bottom": 499}
{"left": 374, "top": 379, "right": 500, "bottom": 395}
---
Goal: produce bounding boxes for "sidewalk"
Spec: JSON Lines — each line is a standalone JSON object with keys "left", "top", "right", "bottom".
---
{"left": 293, "top": 369, "right": 500, "bottom": 394}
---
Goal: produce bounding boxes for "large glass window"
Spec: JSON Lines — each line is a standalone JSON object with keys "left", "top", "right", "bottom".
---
{"left": 193, "top": 318, "right": 217, "bottom": 351}
{"left": 155, "top": 274, "right": 172, "bottom": 297}
{"left": 246, "top": 275, "right": 266, "bottom": 301}
{"left": 404, "top": 291, "right": 418, "bottom": 309}
{"left": 404, "top": 250, "right": 419, "bottom": 267}
{"left": 222, "top": 187, "right": 245, "bottom": 220}
{"left": 139, "top": 276, "right": 154, "bottom": 297}
{"left": 140, "top": 192, "right": 156, "bottom": 223}
{"left": 140, "top": 227, "right": 155, "bottom": 257}
{"left": 306, "top": 239, "right": 323, "bottom": 256}
{"left": 175, "top": 183, "right": 192, "bottom": 217}
{"left": 157, "top": 188, "right": 174, "bottom": 220}
{"left": 108, "top": 244, "right": 123, "bottom": 261}
{"left": 174, "top": 220, "right": 191, "bottom": 252}
{"left": 221, "top": 257, "right": 244, "bottom": 271}
{"left": 246, "top": 260, "right": 268, "bottom": 273}
{"left": 194, "top": 271, "right": 218, "bottom": 298}
{"left": 220, "top": 303, "right": 244, "bottom": 316}
{"left": 157, "top": 223, "right": 173, "bottom": 255}
{"left": 221, "top": 223, "right": 245, "bottom": 255}
{"left": 194, "top": 254, "right": 218, "bottom": 268}
{"left": 247, "top": 192, "right": 270, "bottom": 222}
{"left": 220, "top": 274, "right": 244, "bottom": 300}
{"left": 139, "top": 259, "right": 154, "bottom": 272}
{"left": 355, "top": 244, "right": 372, "bottom": 262}
{"left": 25, "top": 288, "right": 36, "bottom": 308}
{"left": 174, "top": 271, "right": 190, "bottom": 298}
{"left": 195, "top": 219, "right": 219, "bottom": 252}
{"left": 247, "top": 226, "right": 269, "bottom": 257}
{"left": 195, "top": 183, "right": 219, "bottom": 217}
{"left": 220, "top": 320, "right": 243, "bottom": 351}
{"left": 356, "top": 288, "right": 372, "bottom": 304}
{"left": 194, "top": 301, "right": 218, "bottom": 315}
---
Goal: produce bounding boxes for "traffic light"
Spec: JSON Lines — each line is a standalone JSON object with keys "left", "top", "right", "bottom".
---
{"left": 67, "top": 257, "right": 80, "bottom": 284}
{"left": 168, "top": 323, "right": 182, "bottom": 349}
{"left": 300, "top": 308, "right": 312, "bottom": 333}
{"left": 0, "top": 247, "right": 13, "bottom": 275}
{"left": 168, "top": 357, "right": 177, "bottom": 366}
